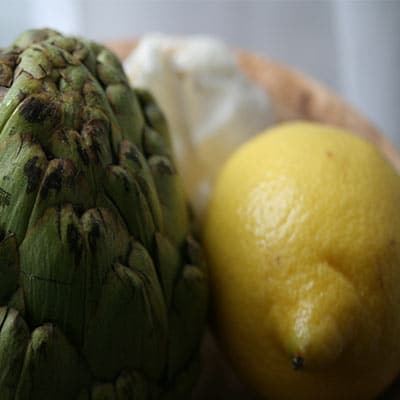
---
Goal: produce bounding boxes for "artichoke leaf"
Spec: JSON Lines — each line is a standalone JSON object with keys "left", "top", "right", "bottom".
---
{"left": 80, "top": 105, "right": 115, "bottom": 167}
{"left": 1, "top": 93, "right": 62, "bottom": 145}
{"left": 134, "top": 89, "right": 171, "bottom": 148}
{"left": 154, "top": 232, "right": 181, "bottom": 309}
{"left": 58, "top": 61, "right": 121, "bottom": 159}
{"left": 0, "top": 72, "right": 42, "bottom": 134}
{"left": 104, "top": 164, "right": 155, "bottom": 250}
{"left": 31, "top": 41, "right": 72, "bottom": 69}
{"left": 95, "top": 47, "right": 125, "bottom": 78}
{"left": 47, "top": 129, "right": 90, "bottom": 170}
{"left": 0, "top": 133, "right": 48, "bottom": 243}
{"left": 59, "top": 63, "right": 88, "bottom": 93}
{"left": 127, "top": 239, "right": 168, "bottom": 332}
{"left": 119, "top": 139, "right": 163, "bottom": 232}
{"left": 149, "top": 155, "right": 188, "bottom": 246}
{"left": 59, "top": 89, "right": 82, "bottom": 131}
{"left": 15, "top": 323, "right": 90, "bottom": 400}
{"left": 27, "top": 158, "right": 93, "bottom": 229}
{"left": 80, "top": 207, "right": 131, "bottom": 308}
{"left": 0, "top": 307, "right": 30, "bottom": 400}
{"left": 46, "top": 129, "right": 104, "bottom": 199}
{"left": 79, "top": 74, "right": 123, "bottom": 157}
{"left": 142, "top": 124, "right": 170, "bottom": 158}
{"left": 84, "top": 261, "right": 167, "bottom": 381}
{"left": 168, "top": 237, "right": 208, "bottom": 378}
{"left": 14, "top": 45, "right": 52, "bottom": 80}
{"left": 0, "top": 234, "right": 19, "bottom": 304}
{"left": 12, "top": 28, "right": 61, "bottom": 50}
{"left": 96, "top": 62, "right": 125, "bottom": 87}
{"left": 71, "top": 39, "right": 97, "bottom": 75}
{"left": 7, "top": 288, "right": 25, "bottom": 316}
{"left": 20, "top": 205, "right": 87, "bottom": 344}
{"left": 106, "top": 84, "right": 144, "bottom": 147}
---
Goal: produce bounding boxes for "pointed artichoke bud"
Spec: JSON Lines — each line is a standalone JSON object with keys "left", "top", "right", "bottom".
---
{"left": 0, "top": 29, "right": 208, "bottom": 399}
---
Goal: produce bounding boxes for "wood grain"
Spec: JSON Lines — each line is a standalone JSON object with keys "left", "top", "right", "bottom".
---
{"left": 107, "top": 39, "right": 400, "bottom": 400}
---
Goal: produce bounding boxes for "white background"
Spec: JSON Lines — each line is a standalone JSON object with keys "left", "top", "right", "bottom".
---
{"left": 1, "top": 0, "right": 399, "bottom": 149}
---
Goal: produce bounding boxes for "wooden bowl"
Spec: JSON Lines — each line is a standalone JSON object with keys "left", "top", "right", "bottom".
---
{"left": 107, "top": 39, "right": 400, "bottom": 400}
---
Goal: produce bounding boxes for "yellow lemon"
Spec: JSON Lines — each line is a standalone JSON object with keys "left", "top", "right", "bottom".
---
{"left": 203, "top": 122, "right": 400, "bottom": 399}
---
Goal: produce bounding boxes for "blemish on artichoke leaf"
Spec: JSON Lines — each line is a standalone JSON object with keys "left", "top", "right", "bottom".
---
{"left": 88, "top": 222, "right": 101, "bottom": 252}
{"left": 66, "top": 223, "right": 83, "bottom": 264}
{"left": 23, "top": 156, "right": 43, "bottom": 194}
{"left": 19, "top": 96, "right": 59, "bottom": 124}
{"left": 75, "top": 138, "right": 89, "bottom": 165}
{"left": 37, "top": 63, "right": 47, "bottom": 77}
{"left": 123, "top": 146, "right": 141, "bottom": 167}
{"left": 155, "top": 157, "right": 174, "bottom": 175}
{"left": 40, "top": 164, "right": 63, "bottom": 198}
{"left": 0, "top": 186, "right": 11, "bottom": 207}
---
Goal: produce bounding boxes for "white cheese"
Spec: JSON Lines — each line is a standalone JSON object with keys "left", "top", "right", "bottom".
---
{"left": 124, "top": 34, "right": 275, "bottom": 214}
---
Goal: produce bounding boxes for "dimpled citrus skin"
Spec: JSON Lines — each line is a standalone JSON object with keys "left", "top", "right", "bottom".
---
{"left": 203, "top": 122, "right": 400, "bottom": 400}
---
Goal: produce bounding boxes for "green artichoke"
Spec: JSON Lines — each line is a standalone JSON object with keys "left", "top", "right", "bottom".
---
{"left": 0, "top": 29, "right": 208, "bottom": 399}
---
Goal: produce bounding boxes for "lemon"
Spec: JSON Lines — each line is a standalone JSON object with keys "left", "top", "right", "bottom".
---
{"left": 203, "top": 122, "right": 400, "bottom": 400}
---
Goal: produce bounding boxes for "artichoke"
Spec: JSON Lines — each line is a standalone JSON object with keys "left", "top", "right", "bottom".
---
{"left": 0, "top": 29, "right": 208, "bottom": 399}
